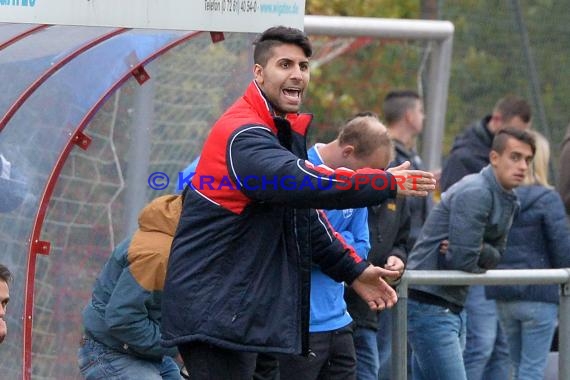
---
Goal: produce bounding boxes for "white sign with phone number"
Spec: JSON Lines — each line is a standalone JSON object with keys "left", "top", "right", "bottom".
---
{"left": 0, "top": 0, "right": 305, "bottom": 33}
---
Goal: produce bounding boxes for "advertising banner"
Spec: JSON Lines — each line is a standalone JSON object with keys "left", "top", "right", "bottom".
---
{"left": 0, "top": 0, "right": 306, "bottom": 32}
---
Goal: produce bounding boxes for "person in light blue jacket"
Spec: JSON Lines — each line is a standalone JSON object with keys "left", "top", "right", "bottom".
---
{"left": 277, "top": 113, "right": 395, "bottom": 380}
{"left": 486, "top": 130, "right": 570, "bottom": 380}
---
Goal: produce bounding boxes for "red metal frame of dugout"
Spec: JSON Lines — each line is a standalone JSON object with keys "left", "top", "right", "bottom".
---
{"left": 21, "top": 30, "right": 203, "bottom": 380}
{"left": 17, "top": 25, "right": 130, "bottom": 379}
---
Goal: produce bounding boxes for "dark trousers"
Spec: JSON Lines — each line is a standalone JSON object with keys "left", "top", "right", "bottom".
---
{"left": 277, "top": 325, "right": 356, "bottom": 380}
{"left": 254, "top": 353, "right": 280, "bottom": 380}
{"left": 178, "top": 342, "right": 257, "bottom": 380}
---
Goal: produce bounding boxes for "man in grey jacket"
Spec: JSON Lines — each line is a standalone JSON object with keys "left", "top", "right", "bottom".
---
{"left": 405, "top": 128, "right": 535, "bottom": 380}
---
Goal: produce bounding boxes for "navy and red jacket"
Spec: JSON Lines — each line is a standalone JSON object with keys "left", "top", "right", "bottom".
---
{"left": 161, "top": 81, "right": 399, "bottom": 355}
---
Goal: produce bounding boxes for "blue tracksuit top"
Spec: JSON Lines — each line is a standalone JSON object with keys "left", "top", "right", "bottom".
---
{"left": 307, "top": 144, "right": 371, "bottom": 332}
{"left": 180, "top": 157, "right": 199, "bottom": 191}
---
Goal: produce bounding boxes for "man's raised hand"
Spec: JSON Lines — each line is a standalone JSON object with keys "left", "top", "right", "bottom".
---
{"left": 387, "top": 161, "right": 436, "bottom": 197}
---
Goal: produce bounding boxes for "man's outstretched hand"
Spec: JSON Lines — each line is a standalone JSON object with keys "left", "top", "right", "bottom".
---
{"left": 387, "top": 161, "right": 436, "bottom": 197}
{"left": 351, "top": 265, "right": 400, "bottom": 311}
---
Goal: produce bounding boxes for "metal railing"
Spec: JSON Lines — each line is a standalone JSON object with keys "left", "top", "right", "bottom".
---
{"left": 392, "top": 269, "right": 570, "bottom": 379}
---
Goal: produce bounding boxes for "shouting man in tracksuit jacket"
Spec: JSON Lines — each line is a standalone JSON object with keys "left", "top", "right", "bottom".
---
{"left": 161, "top": 26, "right": 436, "bottom": 379}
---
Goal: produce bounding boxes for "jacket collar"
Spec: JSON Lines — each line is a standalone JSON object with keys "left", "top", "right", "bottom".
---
{"left": 393, "top": 139, "right": 423, "bottom": 167}
{"left": 242, "top": 80, "right": 312, "bottom": 137}
{"left": 481, "top": 164, "right": 517, "bottom": 200}
{"left": 474, "top": 115, "right": 494, "bottom": 147}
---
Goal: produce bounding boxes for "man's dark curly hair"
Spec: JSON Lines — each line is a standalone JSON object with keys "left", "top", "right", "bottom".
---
{"left": 253, "top": 26, "right": 312, "bottom": 66}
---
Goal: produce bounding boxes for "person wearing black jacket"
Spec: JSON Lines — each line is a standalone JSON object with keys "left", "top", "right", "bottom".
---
{"left": 345, "top": 196, "right": 410, "bottom": 380}
{"left": 382, "top": 90, "right": 432, "bottom": 251}
{"left": 160, "top": 26, "right": 436, "bottom": 379}
{"left": 345, "top": 89, "right": 428, "bottom": 380}
{"left": 441, "top": 96, "right": 532, "bottom": 193}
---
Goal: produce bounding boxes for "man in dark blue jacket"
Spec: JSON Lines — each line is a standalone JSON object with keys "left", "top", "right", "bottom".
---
{"left": 441, "top": 97, "right": 531, "bottom": 380}
{"left": 486, "top": 130, "right": 570, "bottom": 379}
{"left": 161, "top": 26, "right": 436, "bottom": 379}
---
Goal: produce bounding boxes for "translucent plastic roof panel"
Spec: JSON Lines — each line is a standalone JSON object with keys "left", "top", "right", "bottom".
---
{"left": 0, "top": 27, "right": 197, "bottom": 379}
{"left": 0, "top": 23, "right": 41, "bottom": 45}
{"left": 0, "top": 25, "right": 118, "bottom": 121}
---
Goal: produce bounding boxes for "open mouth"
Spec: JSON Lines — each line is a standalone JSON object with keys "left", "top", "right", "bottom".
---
{"left": 282, "top": 88, "right": 301, "bottom": 102}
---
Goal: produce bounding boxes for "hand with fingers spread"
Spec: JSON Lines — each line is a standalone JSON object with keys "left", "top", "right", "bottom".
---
{"left": 387, "top": 161, "right": 437, "bottom": 197}
{"left": 351, "top": 265, "right": 400, "bottom": 311}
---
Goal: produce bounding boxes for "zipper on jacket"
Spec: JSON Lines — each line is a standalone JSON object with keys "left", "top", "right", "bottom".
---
{"left": 292, "top": 208, "right": 310, "bottom": 355}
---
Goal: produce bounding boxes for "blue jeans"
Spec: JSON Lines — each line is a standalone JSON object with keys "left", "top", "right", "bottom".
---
{"left": 407, "top": 299, "right": 467, "bottom": 380}
{"left": 78, "top": 336, "right": 182, "bottom": 379}
{"left": 496, "top": 301, "right": 558, "bottom": 380}
{"left": 353, "top": 326, "right": 379, "bottom": 380}
{"left": 463, "top": 285, "right": 510, "bottom": 380}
